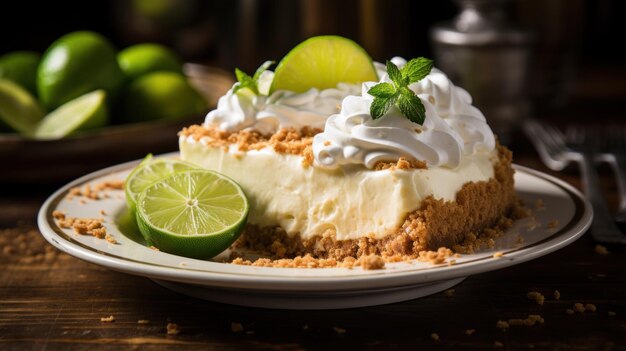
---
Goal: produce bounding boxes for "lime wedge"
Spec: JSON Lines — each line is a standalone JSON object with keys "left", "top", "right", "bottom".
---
{"left": 34, "top": 90, "right": 108, "bottom": 139}
{"left": 270, "top": 35, "right": 378, "bottom": 93}
{"left": 124, "top": 156, "right": 197, "bottom": 212}
{"left": 0, "top": 79, "right": 44, "bottom": 135}
{"left": 136, "top": 170, "right": 249, "bottom": 259}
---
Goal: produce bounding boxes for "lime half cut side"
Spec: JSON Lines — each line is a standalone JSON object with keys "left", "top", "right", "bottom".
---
{"left": 124, "top": 156, "right": 197, "bottom": 212}
{"left": 136, "top": 170, "right": 249, "bottom": 259}
{"left": 34, "top": 89, "right": 108, "bottom": 139}
{"left": 270, "top": 35, "right": 378, "bottom": 93}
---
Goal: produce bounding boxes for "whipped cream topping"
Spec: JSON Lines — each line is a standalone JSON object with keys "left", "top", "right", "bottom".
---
{"left": 204, "top": 71, "right": 361, "bottom": 135}
{"left": 313, "top": 58, "right": 495, "bottom": 169}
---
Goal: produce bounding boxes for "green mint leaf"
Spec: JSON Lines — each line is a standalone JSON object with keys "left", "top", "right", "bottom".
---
{"left": 370, "top": 95, "right": 398, "bottom": 119}
{"left": 367, "top": 82, "right": 396, "bottom": 98}
{"left": 233, "top": 68, "right": 257, "bottom": 94}
{"left": 398, "top": 90, "right": 426, "bottom": 124}
{"left": 253, "top": 60, "right": 274, "bottom": 81}
{"left": 235, "top": 68, "right": 251, "bottom": 85}
{"left": 386, "top": 60, "right": 403, "bottom": 87}
{"left": 234, "top": 61, "right": 275, "bottom": 95}
{"left": 401, "top": 57, "right": 433, "bottom": 84}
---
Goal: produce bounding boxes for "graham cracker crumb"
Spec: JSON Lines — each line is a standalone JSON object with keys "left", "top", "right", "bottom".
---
{"left": 494, "top": 341, "right": 504, "bottom": 348}
{"left": 594, "top": 244, "right": 609, "bottom": 255}
{"left": 444, "top": 289, "right": 455, "bottom": 297}
{"left": 553, "top": 290, "right": 561, "bottom": 300}
{"left": 56, "top": 215, "right": 107, "bottom": 239}
{"left": 105, "top": 234, "right": 117, "bottom": 244}
{"left": 360, "top": 254, "right": 385, "bottom": 270}
{"left": 465, "top": 329, "right": 475, "bottom": 335}
{"left": 496, "top": 320, "right": 509, "bottom": 330}
{"left": 374, "top": 157, "right": 428, "bottom": 171}
{"left": 52, "top": 210, "right": 65, "bottom": 220}
{"left": 585, "top": 303, "right": 597, "bottom": 312}
{"left": 180, "top": 125, "right": 320, "bottom": 164}
{"left": 573, "top": 303, "right": 586, "bottom": 313}
{"left": 535, "top": 199, "right": 545, "bottom": 210}
{"left": 137, "top": 320, "right": 150, "bottom": 324}
{"left": 99, "top": 210, "right": 107, "bottom": 216}
{"left": 333, "top": 327, "right": 347, "bottom": 334}
{"left": 527, "top": 291, "right": 545, "bottom": 305}
{"left": 231, "top": 322, "right": 244, "bottom": 333}
{"left": 100, "top": 315, "right": 115, "bottom": 323}
{"left": 149, "top": 246, "right": 160, "bottom": 251}
{"left": 508, "top": 314, "right": 544, "bottom": 326}
{"left": 166, "top": 323, "right": 180, "bottom": 335}
{"left": 493, "top": 252, "right": 504, "bottom": 258}
{"left": 66, "top": 180, "right": 124, "bottom": 201}
{"left": 547, "top": 220, "right": 559, "bottom": 229}
{"left": 430, "top": 333, "right": 439, "bottom": 341}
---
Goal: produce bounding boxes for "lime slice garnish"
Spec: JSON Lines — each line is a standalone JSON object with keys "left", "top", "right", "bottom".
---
{"left": 270, "top": 35, "right": 378, "bottom": 93}
{"left": 33, "top": 89, "right": 109, "bottom": 139}
{"left": 136, "top": 170, "right": 249, "bottom": 259}
{"left": 124, "top": 156, "right": 197, "bottom": 212}
{"left": 0, "top": 79, "right": 44, "bottom": 135}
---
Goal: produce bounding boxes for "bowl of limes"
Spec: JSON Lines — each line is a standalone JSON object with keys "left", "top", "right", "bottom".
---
{"left": 0, "top": 31, "right": 233, "bottom": 184}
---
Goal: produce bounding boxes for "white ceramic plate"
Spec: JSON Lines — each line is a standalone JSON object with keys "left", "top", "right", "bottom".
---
{"left": 38, "top": 157, "right": 592, "bottom": 309}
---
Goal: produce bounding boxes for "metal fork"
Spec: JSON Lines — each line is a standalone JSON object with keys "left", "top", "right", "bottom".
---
{"left": 596, "top": 125, "right": 626, "bottom": 226}
{"left": 525, "top": 119, "right": 626, "bottom": 244}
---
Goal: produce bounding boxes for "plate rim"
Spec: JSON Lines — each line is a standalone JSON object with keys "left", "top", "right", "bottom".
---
{"left": 37, "top": 157, "right": 593, "bottom": 292}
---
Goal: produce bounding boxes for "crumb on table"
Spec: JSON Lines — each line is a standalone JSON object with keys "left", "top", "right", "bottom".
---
{"left": 166, "top": 323, "right": 180, "bottom": 335}
{"left": 231, "top": 322, "right": 243, "bottom": 333}
{"left": 100, "top": 315, "right": 115, "bottom": 323}
{"left": 594, "top": 245, "right": 610, "bottom": 255}
{"left": 333, "top": 327, "right": 346, "bottom": 334}
{"left": 527, "top": 291, "right": 545, "bottom": 305}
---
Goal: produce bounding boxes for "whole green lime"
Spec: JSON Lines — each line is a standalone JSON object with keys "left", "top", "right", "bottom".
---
{"left": 121, "top": 71, "right": 206, "bottom": 123}
{"left": 0, "top": 51, "right": 40, "bottom": 96}
{"left": 37, "top": 31, "right": 124, "bottom": 110}
{"left": 118, "top": 43, "right": 181, "bottom": 81}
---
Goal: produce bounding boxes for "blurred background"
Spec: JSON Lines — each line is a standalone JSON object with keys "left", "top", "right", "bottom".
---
{"left": 3, "top": 0, "right": 625, "bottom": 124}
{"left": 1, "top": 0, "right": 625, "bottom": 186}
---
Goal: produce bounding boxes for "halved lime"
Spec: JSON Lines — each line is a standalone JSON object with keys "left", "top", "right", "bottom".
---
{"left": 0, "top": 79, "right": 44, "bottom": 135}
{"left": 270, "top": 35, "right": 378, "bottom": 93}
{"left": 33, "top": 90, "right": 108, "bottom": 139}
{"left": 136, "top": 170, "right": 249, "bottom": 259}
{"left": 124, "top": 156, "right": 197, "bottom": 212}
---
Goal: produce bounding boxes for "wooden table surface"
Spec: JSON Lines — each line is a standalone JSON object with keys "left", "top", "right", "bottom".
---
{"left": 1, "top": 134, "right": 625, "bottom": 350}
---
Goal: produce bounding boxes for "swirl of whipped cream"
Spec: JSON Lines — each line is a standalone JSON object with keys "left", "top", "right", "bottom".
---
{"left": 313, "top": 58, "right": 495, "bottom": 169}
{"left": 204, "top": 71, "right": 361, "bottom": 135}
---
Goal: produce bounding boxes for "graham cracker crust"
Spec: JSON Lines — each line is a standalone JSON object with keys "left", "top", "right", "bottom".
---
{"left": 232, "top": 144, "right": 518, "bottom": 262}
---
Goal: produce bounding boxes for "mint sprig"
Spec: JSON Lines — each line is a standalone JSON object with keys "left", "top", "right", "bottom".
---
{"left": 367, "top": 58, "right": 433, "bottom": 124}
{"left": 233, "top": 60, "right": 274, "bottom": 95}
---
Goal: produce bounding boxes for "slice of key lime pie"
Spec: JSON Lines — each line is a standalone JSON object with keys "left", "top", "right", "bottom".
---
{"left": 179, "top": 36, "right": 516, "bottom": 260}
